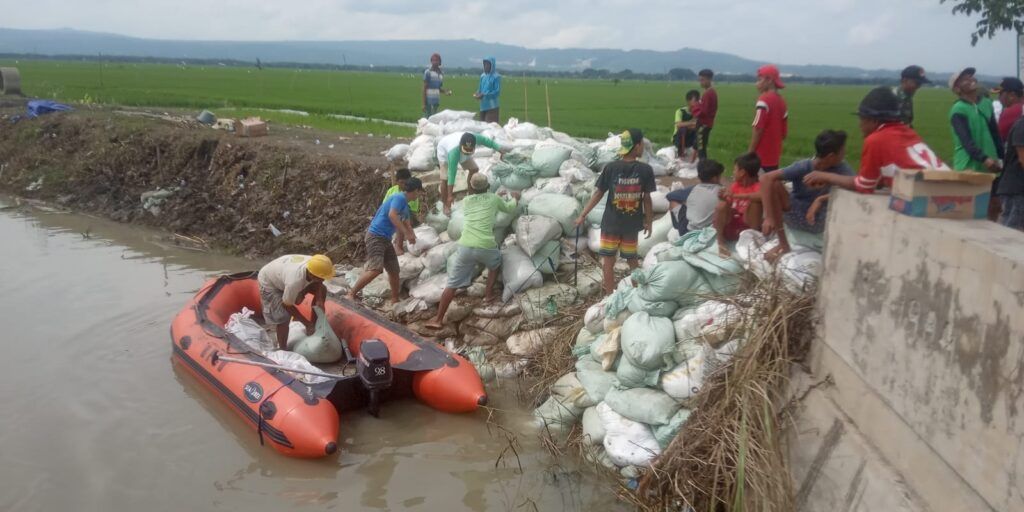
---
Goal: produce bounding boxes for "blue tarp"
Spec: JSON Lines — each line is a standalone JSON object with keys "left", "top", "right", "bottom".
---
{"left": 26, "top": 100, "right": 73, "bottom": 119}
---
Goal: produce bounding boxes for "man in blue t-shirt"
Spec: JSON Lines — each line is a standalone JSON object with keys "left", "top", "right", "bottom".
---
{"left": 760, "top": 129, "right": 852, "bottom": 259}
{"left": 348, "top": 178, "right": 424, "bottom": 304}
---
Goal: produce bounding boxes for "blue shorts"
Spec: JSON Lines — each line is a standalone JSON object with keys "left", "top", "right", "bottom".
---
{"left": 447, "top": 246, "right": 501, "bottom": 288}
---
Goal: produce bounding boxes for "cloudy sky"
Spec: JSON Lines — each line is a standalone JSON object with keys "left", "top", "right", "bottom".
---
{"left": 0, "top": 0, "right": 1017, "bottom": 75}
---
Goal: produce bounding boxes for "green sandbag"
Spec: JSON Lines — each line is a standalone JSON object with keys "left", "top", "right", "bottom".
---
{"left": 653, "top": 408, "right": 692, "bottom": 449}
{"left": 502, "top": 172, "right": 534, "bottom": 191}
{"left": 621, "top": 312, "right": 676, "bottom": 370}
{"left": 615, "top": 355, "right": 660, "bottom": 389}
{"left": 575, "top": 359, "right": 618, "bottom": 403}
{"left": 287, "top": 306, "right": 343, "bottom": 363}
{"left": 627, "top": 293, "right": 679, "bottom": 318}
{"left": 532, "top": 144, "right": 573, "bottom": 178}
{"left": 631, "top": 261, "right": 704, "bottom": 303}
{"left": 604, "top": 387, "right": 682, "bottom": 426}
{"left": 424, "top": 201, "right": 449, "bottom": 233}
{"left": 534, "top": 395, "right": 583, "bottom": 429}
{"left": 530, "top": 240, "right": 561, "bottom": 275}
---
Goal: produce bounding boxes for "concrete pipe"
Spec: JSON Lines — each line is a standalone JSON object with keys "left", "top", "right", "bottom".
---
{"left": 0, "top": 67, "right": 22, "bottom": 95}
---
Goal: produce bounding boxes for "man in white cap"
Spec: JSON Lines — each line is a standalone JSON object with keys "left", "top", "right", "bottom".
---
{"left": 425, "top": 173, "right": 518, "bottom": 328}
{"left": 948, "top": 67, "right": 1003, "bottom": 173}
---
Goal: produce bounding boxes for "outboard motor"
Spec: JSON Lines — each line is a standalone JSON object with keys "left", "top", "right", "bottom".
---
{"left": 357, "top": 339, "right": 392, "bottom": 417}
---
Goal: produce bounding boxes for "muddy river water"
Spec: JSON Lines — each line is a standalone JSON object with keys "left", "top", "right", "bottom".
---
{"left": 0, "top": 198, "right": 623, "bottom": 512}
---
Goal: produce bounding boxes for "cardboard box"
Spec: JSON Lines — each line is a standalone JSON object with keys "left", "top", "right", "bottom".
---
{"left": 889, "top": 169, "right": 995, "bottom": 219}
{"left": 237, "top": 117, "right": 268, "bottom": 137}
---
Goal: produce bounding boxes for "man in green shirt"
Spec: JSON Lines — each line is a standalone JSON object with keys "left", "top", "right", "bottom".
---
{"left": 672, "top": 90, "right": 700, "bottom": 162}
{"left": 435, "top": 131, "right": 508, "bottom": 215}
{"left": 948, "top": 67, "right": 1003, "bottom": 172}
{"left": 425, "top": 173, "right": 517, "bottom": 328}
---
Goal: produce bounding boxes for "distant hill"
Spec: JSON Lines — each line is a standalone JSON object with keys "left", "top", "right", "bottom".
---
{"left": 0, "top": 27, "right": 914, "bottom": 79}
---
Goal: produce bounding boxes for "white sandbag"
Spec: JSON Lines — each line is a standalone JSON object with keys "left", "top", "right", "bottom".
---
{"left": 409, "top": 134, "right": 434, "bottom": 150}
{"left": 779, "top": 249, "right": 823, "bottom": 293}
{"left": 446, "top": 208, "right": 464, "bottom": 241}
{"left": 225, "top": 307, "right": 273, "bottom": 352}
{"left": 423, "top": 241, "right": 456, "bottom": 273}
{"left": 423, "top": 202, "right": 450, "bottom": 233}
{"left": 637, "top": 213, "right": 673, "bottom": 257}
{"left": 501, "top": 245, "right": 544, "bottom": 302}
{"left": 404, "top": 225, "right": 440, "bottom": 256}
{"left": 507, "top": 327, "right": 561, "bottom": 357}
{"left": 427, "top": 109, "right": 476, "bottom": 124}
{"left": 694, "top": 300, "right": 745, "bottom": 346}
{"left": 584, "top": 302, "right": 606, "bottom": 334}
{"left": 396, "top": 253, "right": 425, "bottom": 282}
{"left": 417, "top": 119, "right": 443, "bottom": 137}
{"left": 515, "top": 215, "right": 562, "bottom": 256}
{"left": 674, "top": 162, "right": 698, "bottom": 180}
{"left": 286, "top": 307, "right": 344, "bottom": 364}
{"left": 587, "top": 226, "right": 602, "bottom": 253}
{"left": 642, "top": 242, "right": 673, "bottom": 270}
{"left": 407, "top": 144, "right": 437, "bottom": 172}
{"left": 534, "top": 176, "right": 573, "bottom": 196}
{"left": 604, "top": 387, "right": 682, "bottom": 426}
{"left": 620, "top": 312, "right": 676, "bottom": 370}
{"left": 442, "top": 119, "right": 493, "bottom": 135}
{"left": 650, "top": 191, "right": 670, "bottom": 213}
{"left": 655, "top": 146, "right": 678, "bottom": 161}
{"left": 581, "top": 406, "right": 606, "bottom": 446}
{"left": 661, "top": 354, "right": 705, "bottom": 400}
{"left": 409, "top": 273, "right": 449, "bottom": 304}
{"left": 597, "top": 402, "right": 661, "bottom": 467}
{"left": 265, "top": 350, "right": 332, "bottom": 385}
{"left": 384, "top": 143, "right": 410, "bottom": 162}
{"left": 559, "top": 159, "right": 597, "bottom": 183}
{"left": 532, "top": 142, "right": 573, "bottom": 178}
{"left": 505, "top": 118, "right": 543, "bottom": 140}
{"left": 525, "top": 193, "right": 582, "bottom": 236}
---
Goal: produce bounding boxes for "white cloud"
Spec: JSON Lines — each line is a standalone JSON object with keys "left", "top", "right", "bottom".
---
{"left": 847, "top": 14, "right": 895, "bottom": 46}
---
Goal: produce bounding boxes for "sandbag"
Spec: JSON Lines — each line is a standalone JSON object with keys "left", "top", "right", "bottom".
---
{"left": 637, "top": 213, "right": 673, "bottom": 257}
{"left": 627, "top": 294, "right": 678, "bottom": 318}
{"left": 532, "top": 142, "right": 573, "bottom": 178}
{"left": 505, "top": 118, "right": 544, "bottom": 140}
{"left": 575, "top": 359, "right": 618, "bottom": 403}
{"left": 501, "top": 171, "right": 534, "bottom": 191}
{"left": 446, "top": 208, "right": 465, "bottom": 241}
{"left": 515, "top": 215, "right": 562, "bottom": 256}
{"left": 592, "top": 327, "right": 621, "bottom": 371}
{"left": 534, "top": 394, "right": 583, "bottom": 431}
{"left": 575, "top": 327, "right": 597, "bottom": 350}
{"left": 407, "top": 144, "right": 437, "bottom": 172}
{"left": 384, "top": 143, "right": 410, "bottom": 162}
{"left": 650, "top": 191, "right": 670, "bottom": 213}
{"left": 581, "top": 406, "right": 606, "bottom": 446}
{"left": 286, "top": 306, "right": 343, "bottom": 363}
{"left": 631, "top": 261, "right": 704, "bottom": 303}
{"left": 655, "top": 146, "right": 678, "bottom": 161}
{"left": 428, "top": 109, "right": 475, "bottom": 124}
{"left": 520, "top": 282, "right": 577, "bottom": 323}
{"left": 396, "top": 253, "right": 425, "bottom": 282}
{"left": 225, "top": 307, "right": 274, "bottom": 352}
{"left": 661, "top": 354, "right": 705, "bottom": 400}
{"left": 409, "top": 273, "right": 449, "bottom": 304}
{"left": 604, "top": 387, "right": 682, "bottom": 426}
{"left": 265, "top": 350, "right": 332, "bottom": 385}
{"left": 584, "top": 302, "right": 606, "bottom": 334}
{"left": 423, "top": 202, "right": 450, "bottom": 233}
{"left": 620, "top": 312, "right": 676, "bottom": 370}
{"left": 587, "top": 226, "right": 602, "bottom": 253}
{"left": 526, "top": 193, "right": 582, "bottom": 236}
{"left": 597, "top": 402, "right": 661, "bottom": 467}
{"left": 534, "top": 176, "right": 574, "bottom": 196}
{"left": 507, "top": 326, "right": 561, "bottom": 357}
{"left": 559, "top": 159, "right": 597, "bottom": 183}
{"left": 653, "top": 408, "right": 692, "bottom": 449}
{"left": 642, "top": 241, "right": 673, "bottom": 270}
{"left": 501, "top": 245, "right": 544, "bottom": 301}
{"left": 404, "top": 225, "right": 440, "bottom": 256}
{"left": 586, "top": 199, "right": 606, "bottom": 226}
{"left": 423, "top": 241, "right": 456, "bottom": 273}
{"left": 531, "top": 240, "right": 561, "bottom": 275}
{"left": 615, "top": 353, "right": 660, "bottom": 389}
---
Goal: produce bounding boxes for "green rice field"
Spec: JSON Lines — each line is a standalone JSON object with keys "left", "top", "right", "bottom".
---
{"left": 2, "top": 59, "right": 961, "bottom": 168}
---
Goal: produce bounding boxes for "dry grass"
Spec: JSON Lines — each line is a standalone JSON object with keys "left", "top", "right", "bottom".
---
{"left": 634, "top": 276, "right": 815, "bottom": 512}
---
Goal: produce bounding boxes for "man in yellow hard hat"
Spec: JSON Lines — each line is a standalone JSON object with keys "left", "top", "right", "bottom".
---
{"left": 257, "top": 254, "right": 334, "bottom": 350}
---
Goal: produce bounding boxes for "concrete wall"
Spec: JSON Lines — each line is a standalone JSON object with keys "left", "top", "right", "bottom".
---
{"left": 788, "top": 190, "right": 1024, "bottom": 512}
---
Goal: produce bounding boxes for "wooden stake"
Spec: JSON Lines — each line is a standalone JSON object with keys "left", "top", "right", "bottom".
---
{"left": 523, "top": 71, "right": 529, "bottom": 122}
{"left": 545, "top": 84, "right": 552, "bottom": 128}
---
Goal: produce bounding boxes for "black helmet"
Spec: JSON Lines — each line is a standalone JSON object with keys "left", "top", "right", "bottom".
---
{"left": 855, "top": 87, "right": 901, "bottom": 121}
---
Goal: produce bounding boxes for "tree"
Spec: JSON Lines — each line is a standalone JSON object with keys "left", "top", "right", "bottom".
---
{"left": 668, "top": 68, "right": 697, "bottom": 81}
{"left": 941, "top": 0, "right": 1024, "bottom": 45}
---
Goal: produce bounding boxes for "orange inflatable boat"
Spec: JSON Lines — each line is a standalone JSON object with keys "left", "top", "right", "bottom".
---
{"left": 170, "top": 272, "right": 487, "bottom": 458}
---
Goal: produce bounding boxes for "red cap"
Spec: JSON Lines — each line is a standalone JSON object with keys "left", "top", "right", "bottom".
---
{"left": 757, "top": 64, "right": 785, "bottom": 89}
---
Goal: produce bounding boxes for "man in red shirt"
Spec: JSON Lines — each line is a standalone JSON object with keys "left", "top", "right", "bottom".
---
{"left": 994, "top": 77, "right": 1024, "bottom": 141}
{"left": 804, "top": 87, "right": 947, "bottom": 194}
{"left": 748, "top": 64, "right": 789, "bottom": 171}
{"left": 697, "top": 69, "right": 718, "bottom": 160}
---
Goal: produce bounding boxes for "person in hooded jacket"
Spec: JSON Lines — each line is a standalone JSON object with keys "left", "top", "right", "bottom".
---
{"left": 475, "top": 57, "right": 501, "bottom": 123}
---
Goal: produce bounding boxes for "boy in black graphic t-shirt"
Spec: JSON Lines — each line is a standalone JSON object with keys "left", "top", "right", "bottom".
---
{"left": 576, "top": 128, "right": 656, "bottom": 294}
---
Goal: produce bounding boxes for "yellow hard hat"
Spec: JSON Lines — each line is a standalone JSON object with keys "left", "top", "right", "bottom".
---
{"left": 306, "top": 254, "right": 334, "bottom": 280}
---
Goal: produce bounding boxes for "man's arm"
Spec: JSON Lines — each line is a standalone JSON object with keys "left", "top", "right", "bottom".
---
{"left": 952, "top": 113, "right": 995, "bottom": 168}
{"left": 805, "top": 171, "right": 858, "bottom": 191}
{"left": 389, "top": 208, "right": 417, "bottom": 242}
{"left": 475, "top": 134, "right": 508, "bottom": 152}
{"left": 496, "top": 194, "right": 518, "bottom": 213}
{"left": 575, "top": 190, "right": 606, "bottom": 226}
{"left": 642, "top": 193, "right": 653, "bottom": 238}
{"left": 748, "top": 105, "right": 767, "bottom": 153}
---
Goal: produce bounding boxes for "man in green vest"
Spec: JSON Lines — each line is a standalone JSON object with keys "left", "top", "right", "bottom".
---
{"left": 948, "top": 67, "right": 1003, "bottom": 173}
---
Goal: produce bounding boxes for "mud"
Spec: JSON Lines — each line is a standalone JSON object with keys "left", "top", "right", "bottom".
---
{"left": 0, "top": 103, "right": 407, "bottom": 260}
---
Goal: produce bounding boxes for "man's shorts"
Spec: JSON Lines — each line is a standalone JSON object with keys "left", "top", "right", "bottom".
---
{"left": 365, "top": 233, "right": 400, "bottom": 275}
{"left": 598, "top": 229, "right": 639, "bottom": 260}
{"left": 723, "top": 214, "right": 750, "bottom": 242}
{"left": 259, "top": 284, "right": 291, "bottom": 325}
{"left": 435, "top": 155, "right": 478, "bottom": 185}
{"left": 999, "top": 194, "right": 1024, "bottom": 231}
{"left": 479, "top": 108, "right": 500, "bottom": 123}
{"left": 424, "top": 102, "right": 440, "bottom": 117}
{"left": 447, "top": 245, "right": 501, "bottom": 288}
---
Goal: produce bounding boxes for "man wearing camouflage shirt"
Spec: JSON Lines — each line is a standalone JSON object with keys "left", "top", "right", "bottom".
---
{"left": 894, "top": 65, "right": 931, "bottom": 127}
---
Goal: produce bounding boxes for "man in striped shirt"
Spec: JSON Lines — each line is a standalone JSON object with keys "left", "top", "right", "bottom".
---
{"left": 804, "top": 87, "right": 947, "bottom": 194}
{"left": 423, "top": 53, "right": 450, "bottom": 117}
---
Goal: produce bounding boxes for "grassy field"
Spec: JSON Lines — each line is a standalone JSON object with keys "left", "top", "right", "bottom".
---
{"left": 2, "top": 59, "right": 960, "bottom": 168}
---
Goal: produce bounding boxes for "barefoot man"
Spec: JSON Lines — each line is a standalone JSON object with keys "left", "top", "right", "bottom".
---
{"left": 425, "top": 173, "right": 518, "bottom": 328}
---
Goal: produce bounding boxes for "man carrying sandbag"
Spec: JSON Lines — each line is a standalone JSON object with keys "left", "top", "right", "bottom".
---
{"left": 575, "top": 129, "right": 656, "bottom": 294}
{"left": 436, "top": 131, "right": 509, "bottom": 216}
{"left": 426, "top": 173, "right": 518, "bottom": 328}
{"left": 257, "top": 254, "right": 334, "bottom": 350}
{"left": 348, "top": 178, "right": 424, "bottom": 304}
